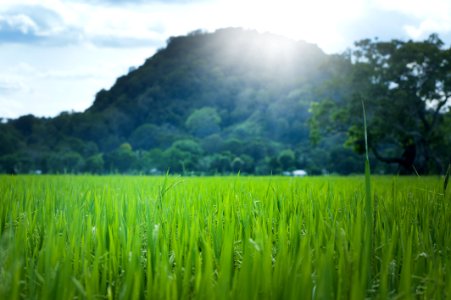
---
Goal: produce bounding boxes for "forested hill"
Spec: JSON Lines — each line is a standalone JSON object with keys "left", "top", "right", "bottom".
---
{"left": 0, "top": 28, "right": 336, "bottom": 174}
{"left": 1, "top": 28, "right": 449, "bottom": 175}
{"left": 87, "top": 28, "right": 327, "bottom": 141}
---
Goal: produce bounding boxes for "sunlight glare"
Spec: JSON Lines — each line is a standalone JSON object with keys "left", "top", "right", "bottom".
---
{"left": 216, "top": 0, "right": 365, "bottom": 52}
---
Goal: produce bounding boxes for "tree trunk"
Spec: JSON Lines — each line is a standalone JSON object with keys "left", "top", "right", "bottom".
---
{"left": 371, "top": 143, "right": 417, "bottom": 174}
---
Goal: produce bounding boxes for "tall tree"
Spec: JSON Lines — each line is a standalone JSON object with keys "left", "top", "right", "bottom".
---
{"left": 313, "top": 34, "right": 451, "bottom": 174}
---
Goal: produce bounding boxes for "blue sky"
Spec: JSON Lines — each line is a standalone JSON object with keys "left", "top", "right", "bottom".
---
{"left": 1, "top": 0, "right": 450, "bottom": 119}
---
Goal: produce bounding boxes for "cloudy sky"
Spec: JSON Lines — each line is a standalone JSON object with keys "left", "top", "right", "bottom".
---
{"left": 1, "top": 0, "right": 450, "bottom": 119}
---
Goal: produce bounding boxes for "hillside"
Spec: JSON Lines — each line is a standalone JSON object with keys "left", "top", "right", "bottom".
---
{"left": 0, "top": 28, "right": 394, "bottom": 174}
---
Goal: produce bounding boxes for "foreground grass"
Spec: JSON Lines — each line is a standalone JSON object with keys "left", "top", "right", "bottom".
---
{"left": 0, "top": 175, "right": 450, "bottom": 299}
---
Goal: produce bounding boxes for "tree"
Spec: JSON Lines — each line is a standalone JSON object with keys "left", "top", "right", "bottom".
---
{"left": 200, "top": 134, "right": 224, "bottom": 154}
{"left": 130, "top": 123, "right": 180, "bottom": 150}
{"left": 47, "top": 151, "right": 84, "bottom": 173}
{"left": 138, "top": 148, "right": 165, "bottom": 173}
{"left": 278, "top": 149, "right": 296, "bottom": 170}
{"left": 313, "top": 34, "right": 450, "bottom": 174}
{"left": 130, "top": 124, "right": 159, "bottom": 150}
{"left": 231, "top": 155, "right": 254, "bottom": 173}
{"left": 163, "top": 139, "right": 203, "bottom": 173}
{"left": 0, "top": 153, "right": 23, "bottom": 174}
{"left": 231, "top": 157, "right": 244, "bottom": 173}
{"left": 105, "top": 143, "right": 137, "bottom": 173}
{"left": 0, "top": 125, "right": 24, "bottom": 155}
{"left": 185, "top": 107, "right": 221, "bottom": 138}
{"left": 84, "top": 154, "right": 104, "bottom": 174}
{"left": 210, "top": 153, "right": 232, "bottom": 173}
{"left": 10, "top": 114, "right": 37, "bottom": 136}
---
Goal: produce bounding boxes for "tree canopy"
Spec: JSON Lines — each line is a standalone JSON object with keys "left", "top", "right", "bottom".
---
{"left": 312, "top": 34, "right": 450, "bottom": 174}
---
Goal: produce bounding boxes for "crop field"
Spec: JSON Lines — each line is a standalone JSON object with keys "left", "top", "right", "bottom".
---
{"left": 0, "top": 175, "right": 450, "bottom": 299}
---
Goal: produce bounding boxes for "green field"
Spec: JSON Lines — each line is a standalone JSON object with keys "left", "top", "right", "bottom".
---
{"left": 1, "top": 175, "right": 450, "bottom": 299}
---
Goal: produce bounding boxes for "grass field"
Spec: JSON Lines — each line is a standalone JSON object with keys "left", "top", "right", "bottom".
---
{"left": 0, "top": 175, "right": 450, "bottom": 299}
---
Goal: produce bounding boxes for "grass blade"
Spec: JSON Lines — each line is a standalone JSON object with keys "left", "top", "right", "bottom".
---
{"left": 444, "top": 163, "right": 450, "bottom": 195}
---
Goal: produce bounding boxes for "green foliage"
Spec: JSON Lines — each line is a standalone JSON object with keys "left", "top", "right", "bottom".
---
{"left": 0, "top": 153, "right": 24, "bottom": 174}
{"left": 200, "top": 134, "right": 224, "bottom": 154}
{"left": 0, "top": 175, "right": 450, "bottom": 299}
{"left": 222, "top": 138, "right": 245, "bottom": 156}
{"left": 313, "top": 34, "right": 450, "bottom": 174}
{"left": 209, "top": 153, "right": 232, "bottom": 173}
{"left": 105, "top": 143, "right": 137, "bottom": 173}
{"left": 130, "top": 123, "right": 180, "bottom": 150}
{"left": 185, "top": 107, "right": 221, "bottom": 138}
{"left": 162, "top": 139, "right": 203, "bottom": 173}
{"left": 445, "top": 164, "right": 451, "bottom": 194}
{"left": 0, "top": 125, "right": 24, "bottom": 155}
{"left": 83, "top": 154, "right": 104, "bottom": 174}
{"left": 170, "top": 139, "right": 203, "bottom": 155}
{"left": 129, "top": 124, "right": 157, "bottom": 150}
{"left": 278, "top": 149, "right": 296, "bottom": 170}
{"left": 0, "top": 29, "right": 448, "bottom": 175}
{"left": 143, "top": 148, "right": 165, "bottom": 171}
{"left": 231, "top": 157, "right": 244, "bottom": 173}
{"left": 328, "top": 147, "right": 362, "bottom": 174}
{"left": 46, "top": 151, "right": 84, "bottom": 173}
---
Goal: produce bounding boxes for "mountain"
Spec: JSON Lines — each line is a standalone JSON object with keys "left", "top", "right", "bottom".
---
{"left": 0, "top": 28, "right": 364, "bottom": 175}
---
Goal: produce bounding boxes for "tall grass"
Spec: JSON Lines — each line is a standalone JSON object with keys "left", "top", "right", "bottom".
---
{"left": 0, "top": 175, "right": 450, "bottom": 299}
{"left": 362, "top": 99, "right": 373, "bottom": 297}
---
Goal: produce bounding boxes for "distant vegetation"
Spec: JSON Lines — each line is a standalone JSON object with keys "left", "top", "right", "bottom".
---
{"left": 0, "top": 28, "right": 449, "bottom": 175}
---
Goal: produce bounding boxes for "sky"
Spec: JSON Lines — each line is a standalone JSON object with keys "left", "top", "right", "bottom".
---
{"left": 1, "top": 0, "right": 450, "bottom": 119}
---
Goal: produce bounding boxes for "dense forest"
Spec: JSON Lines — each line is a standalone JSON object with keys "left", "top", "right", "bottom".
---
{"left": 0, "top": 28, "right": 449, "bottom": 175}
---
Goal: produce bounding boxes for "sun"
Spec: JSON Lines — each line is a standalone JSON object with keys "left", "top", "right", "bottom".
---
{"left": 213, "top": 0, "right": 363, "bottom": 53}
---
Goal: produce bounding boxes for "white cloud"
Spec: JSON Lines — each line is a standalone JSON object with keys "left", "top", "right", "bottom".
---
{"left": 0, "top": 2, "right": 164, "bottom": 47}
{"left": 3, "top": 0, "right": 449, "bottom": 49}
{"left": 0, "top": 76, "right": 29, "bottom": 94}
{"left": 0, "top": 14, "right": 39, "bottom": 34}
{"left": 373, "top": 0, "right": 451, "bottom": 39}
{"left": 374, "top": 0, "right": 450, "bottom": 20}
{"left": 0, "top": 0, "right": 450, "bottom": 118}
{"left": 404, "top": 19, "right": 451, "bottom": 39}
{"left": 0, "top": 97, "right": 25, "bottom": 119}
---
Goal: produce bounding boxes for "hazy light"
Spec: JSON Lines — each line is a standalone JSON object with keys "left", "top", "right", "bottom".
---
{"left": 209, "top": 0, "right": 366, "bottom": 52}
